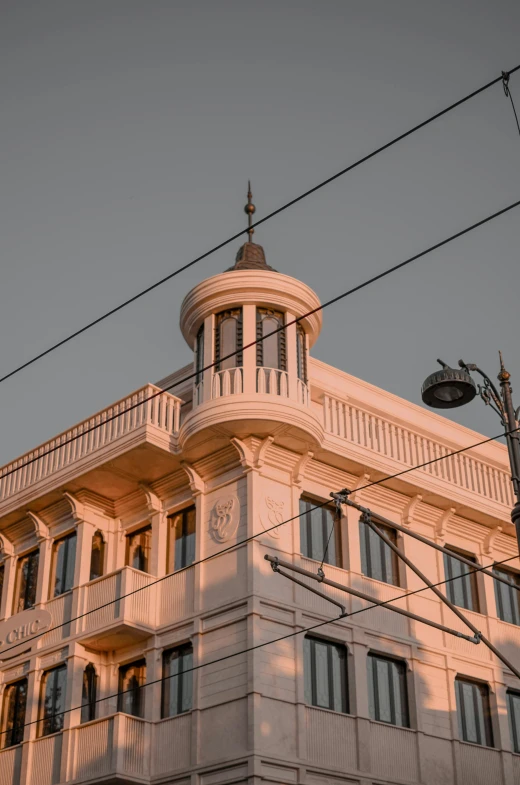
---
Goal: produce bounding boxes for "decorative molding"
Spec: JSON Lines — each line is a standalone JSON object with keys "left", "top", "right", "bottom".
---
{"left": 293, "top": 451, "right": 314, "bottom": 486}
{"left": 0, "top": 534, "right": 14, "bottom": 559}
{"left": 402, "top": 494, "right": 423, "bottom": 528}
{"left": 63, "top": 491, "right": 86, "bottom": 522}
{"left": 180, "top": 462, "right": 205, "bottom": 496}
{"left": 260, "top": 496, "right": 285, "bottom": 538}
{"left": 139, "top": 483, "right": 164, "bottom": 515}
{"left": 349, "top": 473, "right": 371, "bottom": 502}
{"left": 25, "top": 510, "right": 50, "bottom": 542}
{"left": 484, "top": 525, "right": 503, "bottom": 556}
{"left": 254, "top": 436, "right": 274, "bottom": 469}
{"left": 435, "top": 507, "right": 456, "bottom": 542}
{"left": 210, "top": 496, "right": 240, "bottom": 542}
{"left": 230, "top": 437, "right": 255, "bottom": 470}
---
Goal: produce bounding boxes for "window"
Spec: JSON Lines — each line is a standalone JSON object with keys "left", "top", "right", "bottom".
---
{"left": 443, "top": 547, "right": 479, "bottom": 612}
{"left": 39, "top": 665, "right": 67, "bottom": 736}
{"left": 118, "top": 660, "right": 146, "bottom": 718}
{"left": 81, "top": 664, "right": 98, "bottom": 724}
{"left": 299, "top": 497, "right": 340, "bottom": 567}
{"left": 367, "top": 654, "right": 409, "bottom": 727}
{"left": 168, "top": 507, "right": 196, "bottom": 573}
{"left": 195, "top": 324, "right": 204, "bottom": 384}
{"left": 1, "top": 679, "right": 27, "bottom": 747}
{"left": 296, "top": 324, "right": 307, "bottom": 383}
{"left": 162, "top": 644, "right": 193, "bottom": 717}
{"left": 494, "top": 567, "right": 520, "bottom": 625}
{"left": 51, "top": 533, "right": 77, "bottom": 598}
{"left": 455, "top": 678, "right": 493, "bottom": 746}
{"left": 215, "top": 309, "right": 242, "bottom": 371}
{"left": 303, "top": 637, "right": 348, "bottom": 713}
{"left": 126, "top": 526, "right": 151, "bottom": 573}
{"left": 359, "top": 520, "right": 399, "bottom": 586}
{"left": 0, "top": 565, "right": 5, "bottom": 614}
{"left": 89, "top": 531, "right": 105, "bottom": 582}
{"left": 14, "top": 549, "right": 39, "bottom": 613}
{"left": 508, "top": 691, "right": 520, "bottom": 753}
{"left": 256, "top": 308, "right": 286, "bottom": 371}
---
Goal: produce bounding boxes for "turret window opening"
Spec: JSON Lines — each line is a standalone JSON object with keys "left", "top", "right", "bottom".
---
{"left": 195, "top": 324, "right": 204, "bottom": 384}
{"left": 296, "top": 324, "right": 307, "bottom": 383}
{"left": 215, "top": 309, "right": 243, "bottom": 371}
{"left": 89, "top": 531, "right": 105, "bottom": 581}
{"left": 14, "top": 549, "right": 39, "bottom": 613}
{"left": 256, "top": 308, "right": 286, "bottom": 371}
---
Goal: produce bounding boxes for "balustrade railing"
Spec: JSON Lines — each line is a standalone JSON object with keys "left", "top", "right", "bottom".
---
{"left": 212, "top": 367, "right": 243, "bottom": 398}
{"left": 0, "top": 385, "right": 181, "bottom": 503}
{"left": 256, "top": 367, "right": 289, "bottom": 397}
{"left": 323, "top": 393, "right": 513, "bottom": 507}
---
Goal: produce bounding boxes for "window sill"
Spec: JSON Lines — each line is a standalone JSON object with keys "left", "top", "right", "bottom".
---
{"left": 368, "top": 717, "right": 414, "bottom": 732}
{"left": 305, "top": 703, "right": 349, "bottom": 717}
{"left": 459, "top": 739, "right": 496, "bottom": 751}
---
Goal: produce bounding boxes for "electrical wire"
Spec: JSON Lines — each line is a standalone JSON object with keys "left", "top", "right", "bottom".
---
{"left": 503, "top": 71, "right": 520, "bottom": 137}
{"left": 1, "top": 65, "right": 519, "bottom": 388}
{"left": 2, "top": 196, "right": 520, "bottom": 486}
{"left": 2, "top": 421, "right": 519, "bottom": 658}
{"left": 2, "top": 551, "right": 518, "bottom": 740}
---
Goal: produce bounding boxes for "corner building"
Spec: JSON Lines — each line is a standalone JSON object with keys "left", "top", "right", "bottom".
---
{"left": 0, "top": 233, "right": 519, "bottom": 785}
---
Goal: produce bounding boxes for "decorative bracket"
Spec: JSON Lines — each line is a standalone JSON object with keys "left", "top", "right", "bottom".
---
{"left": 63, "top": 491, "right": 87, "bottom": 523}
{"left": 254, "top": 436, "right": 274, "bottom": 469}
{"left": 25, "top": 510, "right": 50, "bottom": 542}
{"left": 139, "top": 483, "right": 164, "bottom": 515}
{"left": 349, "top": 473, "right": 370, "bottom": 502}
{"left": 230, "top": 437, "right": 255, "bottom": 470}
{"left": 293, "top": 451, "right": 314, "bottom": 486}
{"left": 435, "top": 507, "right": 456, "bottom": 543}
{"left": 484, "top": 525, "right": 503, "bottom": 556}
{"left": 180, "top": 462, "right": 205, "bottom": 496}
{"left": 0, "top": 533, "right": 14, "bottom": 559}
{"left": 402, "top": 494, "right": 422, "bottom": 528}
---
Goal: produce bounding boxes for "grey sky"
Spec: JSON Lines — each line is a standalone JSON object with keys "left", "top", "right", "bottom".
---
{"left": 0, "top": 0, "right": 519, "bottom": 466}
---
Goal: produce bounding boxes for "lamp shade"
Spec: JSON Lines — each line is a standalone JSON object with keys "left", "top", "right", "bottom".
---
{"left": 421, "top": 364, "right": 477, "bottom": 409}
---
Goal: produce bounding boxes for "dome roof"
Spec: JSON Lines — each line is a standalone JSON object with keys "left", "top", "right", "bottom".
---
{"left": 227, "top": 241, "right": 276, "bottom": 272}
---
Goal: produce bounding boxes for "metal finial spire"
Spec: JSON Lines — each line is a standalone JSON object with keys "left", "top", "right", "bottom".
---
{"left": 498, "top": 350, "right": 511, "bottom": 382}
{"left": 244, "top": 180, "right": 256, "bottom": 242}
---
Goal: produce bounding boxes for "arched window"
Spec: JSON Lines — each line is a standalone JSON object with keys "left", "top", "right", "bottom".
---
{"left": 256, "top": 309, "right": 286, "bottom": 370}
{"left": 296, "top": 324, "right": 307, "bottom": 383}
{"left": 195, "top": 324, "right": 204, "bottom": 384}
{"left": 89, "top": 531, "right": 105, "bottom": 581}
{"left": 81, "top": 664, "right": 98, "bottom": 724}
{"left": 215, "top": 309, "right": 243, "bottom": 371}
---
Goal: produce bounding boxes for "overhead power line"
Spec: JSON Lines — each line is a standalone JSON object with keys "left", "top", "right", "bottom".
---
{"left": 1, "top": 196, "right": 520, "bottom": 486}
{"left": 2, "top": 421, "right": 519, "bottom": 659}
{"left": 1, "top": 65, "right": 519, "bottom": 388}
{"left": 2, "top": 551, "right": 518, "bottom": 739}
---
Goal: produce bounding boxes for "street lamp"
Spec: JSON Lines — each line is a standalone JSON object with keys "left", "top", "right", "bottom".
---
{"left": 421, "top": 353, "right": 520, "bottom": 549}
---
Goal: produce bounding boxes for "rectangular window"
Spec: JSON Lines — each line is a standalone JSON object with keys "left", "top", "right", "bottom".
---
{"left": 118, "top": 660, "right": 146, "bottom": 718}
{"left": 39, "top": 665, "right": 67, "bottom": 736}
{"left": 508, "top": 691, "right": 520, "bottom": 753}
{"left": 162, "top": 644, "right": 193, "bottom": 717}
{"left": 80, "top": 664, "right": 98, "bottom": 724}
{"left": 367, "top": 653, "right": 409, "bottom": 727}
{"left": 51, "top": 533, "right": 77, "bottom": 598}
{"left": 443, "top": 548, "right": 479, "bottom": 612}
{"left": 1, "top": 678, "right": 27, "bottom": 747}
{"left": 494, "top": 567, "right": 520, "bottom": 625}
{"left": 299, "top": 497, "right": 341, "bottom": 567}
{"left": 168, "top": 507, "right": 196, "bottom": 573}
{"left": 359, "top": 520, "right": 399, "bottom": 586}
{"left": 303, "top": 636, "right": 348, "bottom": 713}
{"left": 215, "top": 309, "right": 243, "bottom": 371}
{"left": 14, "top": 549, "right": 39, "bottom": 613}
{"left": 455, "top": 678, "right": 493, "bottom": 746}
{"left": 126, "top": 526, "right": 152, "bottom": 573}
{"left": 0, "top": 565, "right": 4, "bottom": 616}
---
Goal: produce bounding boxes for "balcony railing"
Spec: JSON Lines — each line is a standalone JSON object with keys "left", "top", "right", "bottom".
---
{"left": 199, "top": 366, "right": 310, "bottom": 407}
{"left": 212, "top": 367, "right": 243, "bottom": 397}
{"left": 0, "top": 385, "right": 181, "bottom": 504}
{"left": 322, "top": 393, "right": 514, "bottom": 508}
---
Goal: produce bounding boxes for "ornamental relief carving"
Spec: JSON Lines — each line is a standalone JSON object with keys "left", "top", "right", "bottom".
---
{"left": 260, "top": 496, "right": 284, "bottom": 538}
{"left": 210, "top": 496, "right": 240, "bottom": 542}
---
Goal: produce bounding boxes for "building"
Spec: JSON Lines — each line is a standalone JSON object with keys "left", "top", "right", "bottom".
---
{"left": 0, "top": 202, "right": 519, "bottom": 785}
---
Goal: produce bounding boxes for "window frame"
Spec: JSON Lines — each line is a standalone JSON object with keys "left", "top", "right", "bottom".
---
{"left": 443, "top": 546, "right": 480, "bottom": 612}
{"left": 80, "top": 663, "right": 98, "bottom": 724}
{"left": 89, "top": 531, "right": 105, "bottom": 582}
{"left": 494, "top": 567, "right": 520, "bottom": 625}
{"left": 161, "top": 643, "right": 194, "bottom": 718}
{"left": 195, "top": 323, "right": 205, "bottom": 384}
{"left": 167, "top": 506, "right": 196, "bottom": 573}
{"left": 117, "top": 659, "right": 146, "bottom": 718}
{"left": 303, "top": 636, "right": 348, "bottom": 714}
{"left": 299, "top": 496, "right": 341, "bottom": 568}
{"left": 359, "top": 519, "right": 400, "bottom": 586}
{"left": 14, "top": 548, "right": 39, "bottom": 613}
{"left": 255, "top": 307, "right": 287, "bottom": 372}
{"left": 367, "top": 652, "right": 409, "bottom": 728}
{"left": 508, "top": 690, "right": 520, "bottom": 753}
{"left": 39, "top": 664, "right": 67, "bottom": 737}
{"left": 50, "top": 532, "right": 77, "bottom": 599}
{"left": 455, "top": 677, "right": 493, "bottom": 747}
{"left": 296, "top": 324, "right": 307, "bottom": 383}
{"left": 215, "top": 309, "right": 243, "bottom": 371}
{"left": 125, "top": 525, "right": 152, "bottom": 574}
{"left": 1, "top": 677, "right": 28, "bottom": 748}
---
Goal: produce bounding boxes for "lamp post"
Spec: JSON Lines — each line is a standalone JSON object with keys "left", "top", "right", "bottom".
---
{"left": 421, "top": 353, "right": 520, "bottom": 550}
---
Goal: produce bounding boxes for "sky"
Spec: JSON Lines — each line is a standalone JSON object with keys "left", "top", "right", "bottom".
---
{"left": 0, "top": 0, "right": 519, "bottom": 466}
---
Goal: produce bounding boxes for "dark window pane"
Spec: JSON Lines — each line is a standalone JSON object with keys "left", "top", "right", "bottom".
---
{"left": 2, "top": 679, "right": 27, "bottom": 747}
{"left": 169, "top": 508, "right": 196, "bottom": 573}
{"left": 508, "top": 691, "right": 520, "bottom": 753}
{"left": 118, "top": 660, "right": 146, "bottom": 718}
{"left": 52, "top": 534, "right": 76, "bottom": 598}
{"left": 299, "top": 498, "right": 340, "bottom": 567}
{"left": 89, "top": 532, "right": 105, "bottom": 581}
{"left": 367, "top": 654, "right": 408, "bottom": 727}
{"left": 296, "top": 326, "right": 307, "bottom": 383}
{"left": 126, "top": 527, "right": 151, "bottom": 573}
{"left": 15, "top": 550, "right": 39, "bottom": 612}
{"left": 195, "top": 325, "right": 204, "bottom": 384}
{"left": 162, "top": 644, "right": 193, "bottom": 717}
{"left": 494, "top": 568, "right": 520, "bottom": 625}
{"left": 456, "top": 678, "right": 493, "bottom": 746}
{"left": 81, "top": 664, "right": 97, "bottom": 724}
{"left": 303, "top": 636, "right": 347, "bottom": 714}
{"left": 0, "top": 566, "right": 4, "bottom": 615}
{"left": 444, "top": 549, "right": 479, "bottom": 612}
{"left": 215, "top": 309, "right": 243, "bottom": 371}
{"left": 40, "top": 665, "right": 67, "bottom": 736}
{"left": 359, "top": 520, "right": 399, "bottom": 586}
{"left": 256, "top": 309, "right": 286, "bottom": 372}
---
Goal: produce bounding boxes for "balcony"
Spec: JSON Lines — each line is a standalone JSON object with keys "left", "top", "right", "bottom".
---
{"left": 0, "top": 385, "right": 182, "bottom": 510}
